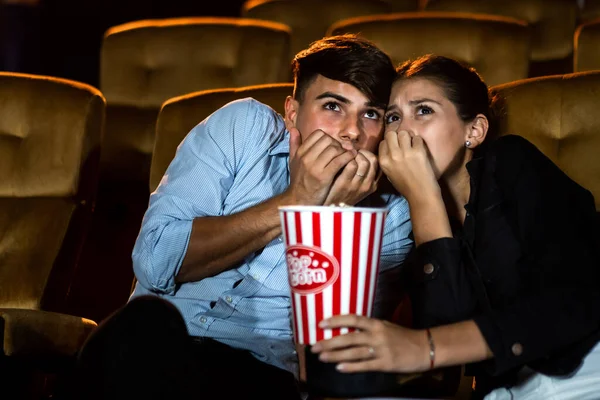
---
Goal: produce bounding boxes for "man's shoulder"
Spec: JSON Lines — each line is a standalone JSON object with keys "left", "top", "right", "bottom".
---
{"left": 210, "top": 97, "right": 283, "bottom": 124}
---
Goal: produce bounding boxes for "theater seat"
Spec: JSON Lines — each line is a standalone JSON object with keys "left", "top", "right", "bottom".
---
{"left": 328, "top": 12, "right": 531, "bottom": 86}
{"left": 69, "top": 18, "right": 292, "bottom": 324}
{"left": 100, "top": 17, "right": 291, "bottom": 185}
{"left": 150, "top": 83, "right": 293, "bottom": 192}
{"left": 574, "top": 18, "right": 600, "bottom": 72}
{"left": 242, "top": 0, "right": 393, "bottom": 61}
{"left": 492, "top": 71, "right": 600, "bottom": 210}
{"left": 424, "top": 0, "right": 578, "bottom": 76}
{"left": 579, "top": 0, "right": 600, "bottom": 23}
{"left": 380, "top": 0, "right": 423, "bottom": 12}
{"left": 0, "top": 72, "right": 104, "bottom": 396}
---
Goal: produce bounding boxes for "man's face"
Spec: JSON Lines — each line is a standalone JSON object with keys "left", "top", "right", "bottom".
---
{"left": 284, "top": 75, "right": 386, "bottom": 153}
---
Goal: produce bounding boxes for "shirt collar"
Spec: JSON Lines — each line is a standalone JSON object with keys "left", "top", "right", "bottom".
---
{"left": 465, "top": 150, "right": 485, "bottom": 185}
{"left": 268, "top": 129, "right": 290, "bottom": 156}
{"left": 464, "top": 148, "right": 486, "bottom": 217}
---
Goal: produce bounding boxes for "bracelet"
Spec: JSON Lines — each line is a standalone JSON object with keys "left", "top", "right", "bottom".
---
{"left": 426, "top": 328, "right": 436, "bottom": 370}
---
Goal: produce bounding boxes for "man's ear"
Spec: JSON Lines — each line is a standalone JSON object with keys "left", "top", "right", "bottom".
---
{"left": 284, "top": 95, "right": 299, "bottom": 131}
{"left": 465, "top": 114, "right": 488, "bottom": 149}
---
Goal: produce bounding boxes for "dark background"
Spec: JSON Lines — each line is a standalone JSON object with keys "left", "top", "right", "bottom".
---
{"left": 0, "top": 0, "right": 248, "bottom": 88}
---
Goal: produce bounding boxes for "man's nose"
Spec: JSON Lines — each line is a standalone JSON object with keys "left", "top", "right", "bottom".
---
{"left": 339, "top": 117, "right": 361, "bottom": 145}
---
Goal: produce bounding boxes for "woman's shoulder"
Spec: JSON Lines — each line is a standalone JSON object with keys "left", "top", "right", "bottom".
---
{"left": 485, "top": 134, "right": 542, "bottom": 162}
{"left": 483, "top": 134, "right": 594, "bottom": 203}
{"left": 479, "top": 134, "right": 546, "bottom": 186}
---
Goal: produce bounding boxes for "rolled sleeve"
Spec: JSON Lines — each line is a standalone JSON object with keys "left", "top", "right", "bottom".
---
{"left": 132, "top": 206, "right": 193, "bottom": 293}
{"left": 410, "top": 238, "right": 478, "bottom": 327}
{"left": 132, "top": 99, "right": 260, "bottom": 294}
{"left": 473, "top": 286, "right": 600, "bottom": 375}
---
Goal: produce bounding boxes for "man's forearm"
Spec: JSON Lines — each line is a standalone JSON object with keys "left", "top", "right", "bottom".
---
{"left": 176, "top": 192, "right": 291, "bottom": 283}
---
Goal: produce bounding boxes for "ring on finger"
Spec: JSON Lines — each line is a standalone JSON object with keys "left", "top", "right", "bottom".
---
{"left": 355, "top": 172, "right": 365, "bottom": 178}
{"left": 368, "top": 346, "right": 375, "bottom": 357}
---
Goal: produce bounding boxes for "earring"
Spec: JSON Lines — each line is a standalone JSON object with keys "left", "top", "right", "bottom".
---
{"left": 465, "top": 140, "right": 471, "bottom": 148}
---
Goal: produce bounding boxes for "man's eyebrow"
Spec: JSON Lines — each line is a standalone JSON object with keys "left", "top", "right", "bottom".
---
{"left": 315, "top": 92, "right": 350, "bottom": 104}
{"left": 366, "top": 100, "right": 385, "bottom": 110}
{"left": 316, "top": 92, "right": 385, "bottom": 110}
{"left": 409, "top": 98, "right": 442, "bottom": 106}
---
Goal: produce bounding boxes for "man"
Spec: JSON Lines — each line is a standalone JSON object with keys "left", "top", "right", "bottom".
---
{"left": 76, "top": 34, "right": 412, "bottom": 400}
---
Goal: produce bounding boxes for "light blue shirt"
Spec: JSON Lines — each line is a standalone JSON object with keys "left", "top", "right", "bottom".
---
{"left": 131, "top": 98, "right": 413, "bottom": 378}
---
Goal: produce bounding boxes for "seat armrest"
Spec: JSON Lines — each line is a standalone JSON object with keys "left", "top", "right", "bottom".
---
{"left": 0, "top": 308, "right": 97, "bottom": 358}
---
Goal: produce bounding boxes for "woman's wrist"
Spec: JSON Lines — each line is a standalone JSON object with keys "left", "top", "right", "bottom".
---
{"left": 425, "top": 322, "right": 494, "bottom": 369}
{"left": 404, "top": 185, "right": 442, "bottom": 206}
{"left": 426, "top": 328, "right": 436, "bottom": 370}
{"left": 411, "top": 328, "right": 435, "bottom": 372}
{"left": 408, "top": 197, "right": 453, "bottom": 245}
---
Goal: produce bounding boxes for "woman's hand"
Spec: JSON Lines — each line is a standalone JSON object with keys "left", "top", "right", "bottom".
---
{"left": 379, "top": 130, "right": 440, "bottom": 202}
{"left": 379, "top": 129, "right": 452, "bottom": 244}
{"left": 310, "top": 314, "right": 430, "bottom": 374}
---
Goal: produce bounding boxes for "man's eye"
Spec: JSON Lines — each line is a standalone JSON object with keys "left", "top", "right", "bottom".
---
{"left": 324, "top": 102, "right": 340, "bottom": 111}
{"left": 364, "top": 110, "right": 381, "bottom": 120}
{"left": 385, "top": 114, "right": 400, "bottom": 124}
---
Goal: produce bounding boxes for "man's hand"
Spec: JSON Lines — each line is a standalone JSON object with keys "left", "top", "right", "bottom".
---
{"left": 283, "top": 128, "right": 356, "bottom": 206}
{"left": 324, "top": 149, "right": 379, "bottom": 206}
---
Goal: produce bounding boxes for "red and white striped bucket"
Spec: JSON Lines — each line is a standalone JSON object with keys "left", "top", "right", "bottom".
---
{"left": 279, "top": 205, "right": 388, "bottom": 345}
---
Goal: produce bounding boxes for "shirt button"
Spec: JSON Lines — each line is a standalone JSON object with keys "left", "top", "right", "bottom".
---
{"left": 511, "top": 343, "right": 523, "bottom": 356}
{"left": 200, "top": 317, "right": 207, "bottom": 323}
{"left": 226, "top": 296, "right": 233, "bottom": 303}
{"left": 423, "top": 263, "right": 435, "bottom": 275}
{"left": 278, "top": 236, "right": 283, "bottom": 242}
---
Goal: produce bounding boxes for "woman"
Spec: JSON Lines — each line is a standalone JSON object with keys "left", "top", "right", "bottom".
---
{"left": 310, "top": 55, "right": 600, "bottom": 399}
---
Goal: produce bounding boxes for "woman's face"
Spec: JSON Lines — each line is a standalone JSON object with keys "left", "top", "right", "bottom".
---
{"left": 385, "top": 77, "right": 472, "bottom": 179}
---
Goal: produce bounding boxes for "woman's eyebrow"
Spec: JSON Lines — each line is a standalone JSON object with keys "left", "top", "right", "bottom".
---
{"left": 409, "top": 98, "right": 442, "bottom": 106}
{"left": 386, "top": 104, "right": 399, "bottom": 113}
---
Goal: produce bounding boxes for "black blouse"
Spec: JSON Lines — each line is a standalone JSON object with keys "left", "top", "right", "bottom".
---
{"left": 402, "top": 135, "right": 600, "bottom": 396}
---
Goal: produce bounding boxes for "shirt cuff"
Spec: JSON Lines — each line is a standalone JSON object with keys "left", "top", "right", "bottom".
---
{"left": 473, "top": 312, "right": 527, "bottom": 376}
{"left": 133, "top": 219, "right": 193, "bottom": 294}
{"left": 412, "top": 237, "right": 462, "bottom": 282}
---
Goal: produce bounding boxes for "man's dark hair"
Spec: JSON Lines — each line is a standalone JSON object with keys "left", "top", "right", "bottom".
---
{"left": 291, "top": 34, "right": 395, "bottom": 109}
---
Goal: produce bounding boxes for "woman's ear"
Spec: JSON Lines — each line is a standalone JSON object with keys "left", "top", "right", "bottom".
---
{"left": 465, "top": 114, "right": 489, "bottom": 149}
{"left": 284, "top": 96, "right": 299, "bottom": 131}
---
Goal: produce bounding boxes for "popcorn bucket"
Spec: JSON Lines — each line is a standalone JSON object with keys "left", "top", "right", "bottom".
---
{"left": 279, "top": 205, "right": 388, "bottom": 345}
{"left": 279, "top": 205, "right": 398, "bottom": 398}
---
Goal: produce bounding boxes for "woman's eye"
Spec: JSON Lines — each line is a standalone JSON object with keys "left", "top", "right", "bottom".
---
{"left": 416, "top": 105, "right": 433, "bottom": 115}
{"left": 385, "top": 114, "right": 400, "bottom": 124}
{"left": 364, "top": 110, "right": 381, "bottom": 120}
{"left": 324, "top": 102, "right": 340, "bottom": 111}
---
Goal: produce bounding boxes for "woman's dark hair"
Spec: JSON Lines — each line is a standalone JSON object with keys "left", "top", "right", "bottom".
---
{"left": 292, "top": 34, "right": 396, "bottom": 110}
{"left": 395, "top": 55, "right": 501, "bottom": 139}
